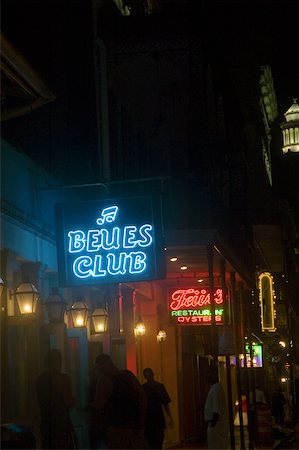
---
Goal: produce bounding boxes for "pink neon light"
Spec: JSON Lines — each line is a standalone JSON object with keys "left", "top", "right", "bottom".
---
{"left": 169, "top": 288, "right": 223, "bottom": 311}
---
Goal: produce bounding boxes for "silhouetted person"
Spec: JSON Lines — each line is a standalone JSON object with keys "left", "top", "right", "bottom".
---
{"left": 255, "top": 390, "right": 272, "bottom": 447}
{"left": 204, "top": 365, "right": 229, "bottom": 449}
{"left": 271, "top": 387, "right": 286, "bottom": 427}
{"left": 92, "top": 353, "right": 146, "bottom": 449}
{"left": 36, "top": 348, "right": 75, "bottom": 449}
{"left": 142, "top": 367, "right": 173, "bottom": 450}
{"left": 85, "top": 371, "right": 99, "bottom": 449}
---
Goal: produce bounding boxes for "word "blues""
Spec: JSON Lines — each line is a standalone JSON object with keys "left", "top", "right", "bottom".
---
{"left": 68, "top": 225, "right": 153, "bottom": 252}
{"left": 67, "top": 224, "right": 153, "bottom": 279}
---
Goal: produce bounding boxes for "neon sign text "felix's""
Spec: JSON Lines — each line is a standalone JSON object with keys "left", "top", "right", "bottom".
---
{"left": 67, "top": 206, "right": 153, "bottom": 279}
{"left": 168, "top": 288, "right": 224, "bottom": 325}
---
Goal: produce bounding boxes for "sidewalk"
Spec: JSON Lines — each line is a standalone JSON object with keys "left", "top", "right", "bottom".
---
{"left": 169, "top": 425, "right": 297, "bottom": 449}
{"left": 273, "top": 427, "right": 297, "bottom": 449}
{"left": 234, "top": 425, "right": 296, "bottom": 449}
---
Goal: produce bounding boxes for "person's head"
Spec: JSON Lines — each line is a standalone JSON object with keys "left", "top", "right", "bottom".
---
{"left": 206, "top": 365, "right": 219, "bottom": 385}
{"left": 94, "top": 353, "right": 116, "bottom": 376}
{"left": 143, "top": 367, "right": 154, "bottom": 382}
{"left": 47, "top": 348, "right": 62, "bottom": 372}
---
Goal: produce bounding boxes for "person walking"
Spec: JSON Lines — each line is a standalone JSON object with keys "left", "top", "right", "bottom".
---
{"left": 271, "top": 386, "right": 286, "bottom": 428}
{"left": 204, "top": 365, "right": 229, "bottom": 449}
{"left": 92, "top": 353, "right": 146, "bottom": 449}
{"left": 142, "top": 367, "right": 173, "bottom": 449}
{"left": 36, "top": 348, "right": 76, "bottom": 449}
{"left": 256, "top": 392, "right": 273, "bottom": 448}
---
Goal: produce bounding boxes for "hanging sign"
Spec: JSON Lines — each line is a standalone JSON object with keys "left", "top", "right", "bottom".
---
{"left": 55, "top": 196, "right": 165, "bottom": 286}
{"left": 168, "top": 287, "right": 225, "bottom": 325}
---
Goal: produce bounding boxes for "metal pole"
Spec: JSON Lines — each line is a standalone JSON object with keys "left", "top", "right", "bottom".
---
{"left": 220, "top": 258, "right": 235, "bottom": 449}
{"left": 177, "top": 326, "right": 184, "bottom": 443}
{"left": 242, "top": 287, "right": 256, "bottom": 449}
{"left": 231, "top": 272, "right": 246, "bottom": 449}
{"left": 226, "top": 354, "right": 236, "bottom": 449}
{"left": 207, "top": 245, "right": 217, "bottom": 361}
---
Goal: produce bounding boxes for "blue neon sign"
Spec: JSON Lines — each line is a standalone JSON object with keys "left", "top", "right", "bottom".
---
{"left": 55, "top": 197, "right": 165, "bottom": 286}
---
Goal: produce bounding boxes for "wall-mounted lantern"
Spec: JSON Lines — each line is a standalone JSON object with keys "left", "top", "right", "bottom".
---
{"left": 135, "top": 319, "right": 146, "bottom": 336}
{"left": 0, "top": 277, "right": 4, "bottom": 297}
{"left": 92, "top": 307, "right": 108, "bottom": 333}
{"left": 280, "top": 98, "right": 299, "bottom": 153}
{"left": 44, "top": 287, "right": 67, "bottom": 323}
{"left": 14, "top": 282, "right": 39, "bottom": 314}
{"left": 70, "top": 299, "right": 89, "bottom": 328}
{"left": 157, "top": 329, "right": 167, "bottom": 342}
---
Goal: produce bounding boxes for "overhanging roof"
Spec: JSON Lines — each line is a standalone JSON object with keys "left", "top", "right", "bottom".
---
{"left": 1, "top": 33, "right": 56, "bottom": 121}
{"left": 165, "top": 229, "right": 255, "bottom": 289}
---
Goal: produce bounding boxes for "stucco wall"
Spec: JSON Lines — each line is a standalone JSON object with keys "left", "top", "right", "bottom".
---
{"left": 1, "top": 139, "right": 73, "bottom": 271}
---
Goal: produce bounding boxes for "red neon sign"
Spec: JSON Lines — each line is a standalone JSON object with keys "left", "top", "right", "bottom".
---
{"left": 168, "top": 287, "right": 225, "bottom": 326}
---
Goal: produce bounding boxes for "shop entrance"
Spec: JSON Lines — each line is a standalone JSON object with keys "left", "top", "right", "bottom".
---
{"left": 180, "top": 352, "right": 210, "bottom": 443}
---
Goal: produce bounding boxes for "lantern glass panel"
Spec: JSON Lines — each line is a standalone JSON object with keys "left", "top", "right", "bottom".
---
{"left": 48, "top": 302, "right": 66, "bottom": 323}
{"left": 15, "top": 282, "right": 38, "bottom": 314}
{"left": 44, "top": 288, "right": 67, "bottom": 323}
{"left": 71, "top": 301, "right": 88, "bottom": 328}
{"left": 92, "top": 308, "right": 108, "bottom": 333}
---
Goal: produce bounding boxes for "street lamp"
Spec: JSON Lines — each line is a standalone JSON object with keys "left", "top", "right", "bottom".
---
{"left": 44, "top": 287, "right": 67, "bottom": 323}
{"left": 70, "top": 299, "right": 89, "bottom": 328}
{"left": 14, "top": 282, "right": 39, "bottom": 314}
{"left": 91, "top": 307, "right": 108, "bottom": 333}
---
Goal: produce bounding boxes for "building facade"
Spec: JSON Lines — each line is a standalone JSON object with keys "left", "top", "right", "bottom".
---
{"left": 1, "top": 1, "right": 299, "bottom": 448}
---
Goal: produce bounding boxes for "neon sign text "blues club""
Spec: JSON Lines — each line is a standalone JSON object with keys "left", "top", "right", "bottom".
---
{"left": 68, "top": 206, "right": 153, "bottom": 278}
{"left": 55, "top": 197, "right": 164, "bottom": 286}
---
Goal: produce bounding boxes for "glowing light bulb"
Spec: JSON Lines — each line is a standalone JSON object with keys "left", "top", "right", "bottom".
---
{"left": 76, "top": 316, "right": 84, "bottom": 326}
{"left": 24, "top": 304, "right": 31, "bottom": 313}
{"left": 135, "top": 322, "right": 146, "bottom": 336}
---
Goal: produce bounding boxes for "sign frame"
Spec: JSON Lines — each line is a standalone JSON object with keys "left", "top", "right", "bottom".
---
{"left": 55, "top": 196, "right": 165, "bottom": 287}
{"left": 168, "top": 286, "right": 225, "bottom": 326}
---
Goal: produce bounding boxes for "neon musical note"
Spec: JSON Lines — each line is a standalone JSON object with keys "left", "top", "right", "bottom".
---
{"left": 96, "top": 206, "right": 119, "bottom": 225}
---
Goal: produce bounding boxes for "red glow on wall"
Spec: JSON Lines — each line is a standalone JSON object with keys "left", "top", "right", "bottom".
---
{"left": 168, "top": 287, "right": 225, "bottom": 326}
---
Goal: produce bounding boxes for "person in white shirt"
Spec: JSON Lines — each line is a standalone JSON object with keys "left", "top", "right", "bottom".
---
{"left": 255, "top": 386, "right": 267, "bottom": 404}
{"left": 204, "top": 365, "right": 229, "bottom": 449}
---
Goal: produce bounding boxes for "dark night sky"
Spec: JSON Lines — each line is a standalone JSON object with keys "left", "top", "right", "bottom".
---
{"left": 1, "top": 0, "right": 299, "bottom": 166}
{"left": 259, "top": 1, "right": 299, "bottom": 113}
{"left": 205, "top": 0, "right": 299, "bottom": 114}
{"left": 1, "top": 0, "right": 99, "bottom": 182}
{"left": 2, "top": 0, "right": 298, "bottom": 117}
